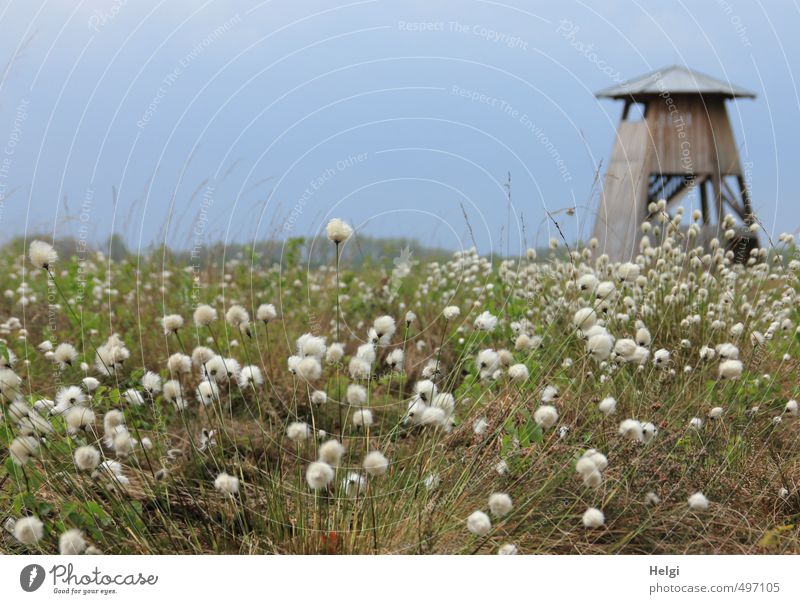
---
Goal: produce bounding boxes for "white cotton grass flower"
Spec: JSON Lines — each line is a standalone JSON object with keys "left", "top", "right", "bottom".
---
{"left": 342, "top": 472, "right": 367, "bottom": 497}
{"left": 10, "top": 436, "right": 39, "bottom": 465}
{"left": 238, "top": 365, "right": 263, "bottom": 388}
{"left": 297, "top": 333, "right": 327, "bottom": 359}
{"left": 688, "top": 491, "right": 710, "bottom": 511}
{"left": 488, "top": 493, "right": 513, "bottom": 516}
{"left": 699, "top": 345, "right": 716, "bottom": 361}
{"left": 363, "top": 450, "right": 389, "bottom": 476}
{"left": 286, "top": 421, "right": 311, "bottom": 443}
{"left": 534, "top": 405, "right": 558, "bottom": 429}
{"left": 689, "top": 417, "right": 704, "bottom": 430}
{"left": 785, "top": 399, "right": 798, "bottom": 416}
{"left": 195, "top": 380, "right": 219, "bottom": 406}
{"left": 29, "top": 240, "right": 57, "bottom": 269}
{"left": 0, "top": 367, "right": 22, "bottom": 401}
{"left": 619, "top": 418, "right": 644, "bottom": 442}
{"left": 431, "top": 392, "right": 455, "bottom": 414}
{"left": 348, "top": 357, "right": 371, "bottom": 380}
{"left": 476, "top": 349, "right": 499, "bottom": 376}
{"left": 582, "top": 507, "right": 605, "bottom": 529}
{"left": 443, "top": 305, "right": 460, "bottom": 320}
{"left": 645, "top": 491, "right": 661, "bottom": 506}
{"left": 641, "top": 422, "right": 658, "bottom": 444}
{"left": 54, "top": 342, "right": 78, "bottom": 368}
{"left": 372, "top": 315, "right": 396, "bottom": 344}
{"left": 214, "top": 472, "right": 240, "bottom": 495}
{"left": 466, "top": 510, "right": 492, "bottom": 536}
{"left": 541, "top": 385, "right": 559, "bottom": 403}
{"left": 598, "top": 397, "right": 617, "bottom": 416}
{"left": 352, "top": 408, "right": 373, "bottom": 428}
{"left": 386, "top": 349, "right": 404, "bottom": 371}
{"left": 221, "top": 357, "right": 241, "bottom": 382}
{"left": 123, "top": 389, "right": 144, "bottom": 406}
{"left": 161, "top": 314, "right": 184, "bottom": 334}
{"left": 474, "top": 310, "right": 498, "bottom": 331}
{"left": 306, "top": 461, "right": 335, "bottom": 490}
{"left": 326, "top": 343, "right": 345, "bottom": 364}
{"left": 404, "top": 399, "right": 426, "bottom": 426}
{"left": 413, "top": 379, "right": 437, "bottom": 403}
{"left": 163, "top": 380, "right": 183, "bottom": 403}
{"left": 59, "top": 528, "right": 87, "bottom": 555}
{"left": 204, "top": 356, "right": 229, "bottom": 381}
{"left": 346, "top": 384, "right": 368, "bottom": 406}
{"left": 103, "top": 409, "right": 125, "bottom": 435}
{"left": 573, "top": 307, "right": 597, "bottom": 331}
{"left": 112, "top": 428, "right": 136, "bottom": 457}
{"left": 709, "top": 407, "right": 724, "bottom": 419}
{"left": 94, "top": 335, "right": 129, "bottom": 375}
{"left": 33, "top": 398, "right": 55, "bottom": 414}
{"left": 420, "top": 406, "right": 448, "bottom": 429}
{"left": 356, "top": 343, "right": 376, "bottom": 365}
{"left": 311, "top": 390, "right": 327, "bottom": 405}
{"left": 635, "top": 327, "right": 652, "bottom": 347}
{"left": 191, "top": 346, "right": 215, "bottom": 368}
{"left": 326, "top": 217, "right": 353, "bottom": 243}
{"left": 718, "top": 359, "right": 743, "bottom": 380}
{"left": 498, "top": 543, "right": 519, "bottom": 555}
{"left": 74, "top": 445, "right": 101, "bottom": 471}
{"left": 54, "top": 385, "right": 86, "bottom": 412}
{"left": 141, "top": 371, "right": 161, "bottom": 395}
{"left": 225, "top": 304, "right": 251, "bottom": 334}
{"left": 256, "top": 303, "right": 277, "bottom": 322}
{"left": 508, "top": 363, "right": 529, "bottom": 382}
{"left": 193, "top": 304, "right": 218, "bottom": 327}
{"left": 64, "top": 406, "right": 94, "bottom": 434}
{"left": 296, "top": 356, "right": 322, "bottom": 382}
{"left": 473, "top": 417, "right": 489, "bottom": 436}
{"left": 318, "top": 439, "right": 346, "bottom": 466}
{"left": 576, "top": 449, "right": 607, "bottom": 488}
{"left": 13, "top": 515, "right": 44, "bottom": 544}
{"left": 653, "top": 348, "right": 670, "bottom": 366}
{"left": 82, "top": 376, "right": 100, "bottom": 391}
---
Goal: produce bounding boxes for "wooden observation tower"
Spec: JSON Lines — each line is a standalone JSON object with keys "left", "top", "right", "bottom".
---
{"left": 591, "top": 65, "right": 757, "bottom": 260}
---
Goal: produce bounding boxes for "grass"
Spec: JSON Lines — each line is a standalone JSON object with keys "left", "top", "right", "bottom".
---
{"left": 1, "top": 222, "right": 800, "bottom": 554}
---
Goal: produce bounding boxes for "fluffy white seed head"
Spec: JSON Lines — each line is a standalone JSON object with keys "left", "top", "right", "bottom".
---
{"left": 582, "top": 507, "right": 605, "bottom": 528}
{"left": 74, "top": 445, "right": 101, "bottom": 471}
{"left": 688, "top": 491, "right": 710, "bottom": 511}
{"left": 363, "top": 450, "right": 389, "bottom": 476}
{"left": 59, "top": 528, "right": 87, "bottom": 555}
{"left": 466, "top": 510, "right": 492, "bottom": 536}
{"left": 214, "top": 472, "right": 240, "bottom": 495}
{"left": 326, "top": 218, "right": 353, "bottom": 243}
{"left": 306, "top": 461, "right": 335, "bottom": 490}
{"left": 488, "top": 492, "right": 513, "bottom": 516}
{"left": 29, "top": 240, "right": 57, "bottom": 268}
{"left": 13, "top": 515, "right": 44, "bottom": 544}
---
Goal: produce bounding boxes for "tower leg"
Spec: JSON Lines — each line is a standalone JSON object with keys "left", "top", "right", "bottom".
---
{"left": 737, "top": 175, "right": 754, "bottom": 225}
{"left": 699, "top": 176, "right": 710, "bottom": 225}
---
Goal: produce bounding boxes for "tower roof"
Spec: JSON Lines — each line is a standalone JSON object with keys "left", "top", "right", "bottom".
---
{"left": 596, "top": 65, "right": 756, "bottom": 100}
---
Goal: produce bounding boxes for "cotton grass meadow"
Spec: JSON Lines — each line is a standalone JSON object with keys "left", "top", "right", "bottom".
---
{"left": 2, "top": 217, "right": 800, "bottom": 555}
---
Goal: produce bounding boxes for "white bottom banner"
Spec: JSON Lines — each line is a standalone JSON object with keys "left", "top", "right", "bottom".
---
{"left": 0, "top": 555, "right": 796, "bottom": 602}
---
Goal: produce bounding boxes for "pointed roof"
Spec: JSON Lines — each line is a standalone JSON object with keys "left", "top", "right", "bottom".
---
{"left": 596, "top": 65, "right": 756, "bottom": 99}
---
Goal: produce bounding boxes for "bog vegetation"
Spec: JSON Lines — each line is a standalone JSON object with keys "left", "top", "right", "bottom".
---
{"left": 2, "top": 208, "right": 800, "bottom": 554}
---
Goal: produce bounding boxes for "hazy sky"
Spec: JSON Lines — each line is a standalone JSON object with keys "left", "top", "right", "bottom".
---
{"left": 0, "top": 0, "right": 798, "bottom": 255}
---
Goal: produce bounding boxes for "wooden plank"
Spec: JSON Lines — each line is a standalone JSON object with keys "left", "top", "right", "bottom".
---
{"left": 592, "top": 121, "right": 652, "bottom": 260}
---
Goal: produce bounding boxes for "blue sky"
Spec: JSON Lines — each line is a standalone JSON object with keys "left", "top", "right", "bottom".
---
{"left": 0, "top": 0, "right": 798, "bottom": 255}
